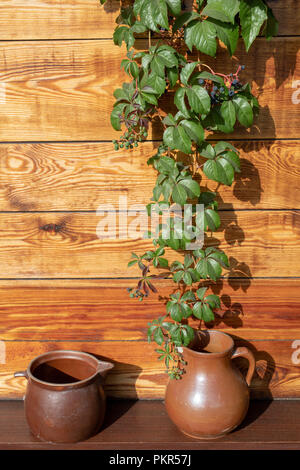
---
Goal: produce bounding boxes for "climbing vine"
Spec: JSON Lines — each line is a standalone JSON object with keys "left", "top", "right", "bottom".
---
{"left": 100, "top": 0, "right": 278, "bottom": 379}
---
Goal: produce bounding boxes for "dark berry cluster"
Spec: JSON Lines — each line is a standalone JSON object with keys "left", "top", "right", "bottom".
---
{"left": 113, "top": 126, "right": 148, "bottom": 151}
{"left": 127, "top": 287, "right": 148, "bottom": 301}
{"left": 198, "top": 64, "right": 246, "bottom": 105}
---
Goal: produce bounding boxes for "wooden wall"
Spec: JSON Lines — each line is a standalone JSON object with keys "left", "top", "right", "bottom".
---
{"left": 0, "top": 0, "right": 300, "bottom": 399}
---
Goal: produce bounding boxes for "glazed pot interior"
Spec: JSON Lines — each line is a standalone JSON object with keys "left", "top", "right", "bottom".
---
{"left": 188, "top": 330, "right": 234, "bottom": 355}
{"left": 30, "top": 351, "right": 98, "bottom": 385}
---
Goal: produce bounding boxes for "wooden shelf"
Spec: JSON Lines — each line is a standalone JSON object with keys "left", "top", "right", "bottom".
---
{"left": 0, "top": 400, "right": 299, "bottom": 450}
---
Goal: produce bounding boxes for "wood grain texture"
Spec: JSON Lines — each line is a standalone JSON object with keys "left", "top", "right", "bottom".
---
{"left": 0, "top": 140, "right": 299, "bottom": 211}
{"left": 3, "top": 339, "right": 300, "bottom": 399}
{"left": 0, "top": 279, "right": 299, "bottom": 341}
{"left": 0, "top": 1, "right": 297, "bottom": 39}
{"left": 0, "top": 400, "right": 300, "bottom": 450}
{"left": 0, "top": 37, "right": 298, "bottom": 140}
{"left": 0, "top": 211, "right": 297, "bottom": 278}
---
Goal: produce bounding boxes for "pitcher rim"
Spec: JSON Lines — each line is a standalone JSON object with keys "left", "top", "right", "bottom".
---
{"left": 181, "top": 330, "right": 234, "bottom": 358}
{"left": 26, "top": 349, "right": 113, "bottom": 389}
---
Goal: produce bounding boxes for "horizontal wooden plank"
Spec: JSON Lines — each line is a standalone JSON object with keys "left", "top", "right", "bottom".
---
{"left": 0, "top": 211, "right": 298, "bottom": 278}
{"left": 0, "top": 279, "right": 299, "bottom": 341}
{"left": 0, "top": 1, "right": 296, "bottom": 39}
{"left": 0, "top": 140, "right": 299, "bottom": 211}
{"left": 3, "top": 339, "right": 300, "bottom": 399}
{"left": 1, "top": 400, "right": 300, "bottom": 450}
{"left": 0, "top": 37, "right": 298, "bottom": 140}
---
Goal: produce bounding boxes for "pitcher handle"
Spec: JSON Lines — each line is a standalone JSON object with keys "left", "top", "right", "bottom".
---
{"left": 14, "top": 370, "right": 28, "bottom": 379}
{"left": 231, "top": 347, "right": 255, "bottom": 386}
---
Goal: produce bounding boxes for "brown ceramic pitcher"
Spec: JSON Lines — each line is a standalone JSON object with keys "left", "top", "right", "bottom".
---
{"left": 165, "top": 330, "right": 255, "bottom": 439}
{"left": 14, "top": 350, "right": 114, "bottom": 443}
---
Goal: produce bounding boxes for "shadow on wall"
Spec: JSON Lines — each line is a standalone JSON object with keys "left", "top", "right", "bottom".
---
{"left": 86, "top": 352, "right": 141, "bottom": 429}
{"left": 230, "top": 334, "right": 276, "bottom": 429}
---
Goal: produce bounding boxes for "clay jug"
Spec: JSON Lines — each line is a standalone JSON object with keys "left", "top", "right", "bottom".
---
{"left": 14, "top": 350, "right": 114, "bottom": 443}
{"left": 165, "top": 330, "right": 255, "bottom": 439}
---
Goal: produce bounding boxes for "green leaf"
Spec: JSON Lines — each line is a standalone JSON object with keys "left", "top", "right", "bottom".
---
{"left": 113, "top": 26, "right": 129, "bottom": 47}
{"left": 202, "top": 0, "right": 240, "bottom": 24}
{"left": 195, "top": 71, "right": 224, "bottom": 85}
{"left": 163, "top": 114, "right": 177, "bottom": 126}
{"left": 152, "top": 0, "right": 169, "bottom": 30}
{"left": 167, "top": 67, "right": 179, "bottom": 88}
{"left": 220, "top": 100, "right": 236, "bottom": 128}
{"left": 127, "top": 259, "right": 138, "bottom": 267}
{"left": 183, "top": 271, "right": 193, "bottom": 286}
{"left": 203, "top": 159, "right": 229, "bottom": 185}
{"left": 192, "top": 301, "right": 203, "bottom": 319}
{"left": 209, "top": 250, "right": 229, "bottom": 268}
{"left": 181, "top": 291, "right": 196, "bottom": 302}
{"left": 204, "top": 208, "right": 221, "bottom": 231}
{"left": 196, "top": 258, "right": 208, "bottom": 278}
{"left": 165, "top": 0, "right": 182, "bottom": 15}
{"left": 139, "top": 1, "right": 160, "bottom": 32}
{"left": 163, "top": 126, "right": 176, "bottom": 149}
{"left": 141, "top": 92, "right": 158, "bottom": 105}
{"left": 174, "top": 88, "right": 190, "bottom": 117}
{"left": 206, "top": 294, "right": 221, "bottom": 309}
{"left": 198, "top": 191, "right": 216, "bottom": 205}
{"left": 211, "top": 19, "right": 239, "bottom": 55}
{"left": 196, "top": 287, "right": 208, "bottom": 300}
{"left": 110, "top": 103, "right": 126, "bottom": 131}
{"left": 233, "top": 95, "right": 254, "bottom": 128}
{"left": 147, "top": 75, "right": 166, "bottom": 96}
{"left": 184, "top": 254, "right": 194, "bottom": 268}
{"left": 264, "top": 7, "right": 278, "bottom": 40}
{"left": 187, "top": 268, "right": 200, "bottom": 282}
{"left": 207, "top": 257, "right": 222, "bottom": 280}
{"left": 157, "top": 155, "right": 175, "bottom": 174}
{"left": 240, "top": 0, "right": 268, "bottom": 51}
{"left": 173, "top": 12, "right": 200, "bottom": 32}
{"left": 180, "top": 62, "right": 198, "bottom": 86}
{"left": 180, "top": 120, "right": 204, "bottom": 144}
{"left": 163, "top": 126, "right": 192, "bottom": 154}
{"left": 131, "top": 21, "right": 147, "bottom": 34}
{"left": 172, "top": 184, "right": 187, "bottom": 205}
{"left": 129, "top": 61, "right": 139, "bottom": 78}
{"left": 186, "top": 85, "right": 211, "bottom": 114}
{"left": 198, "top": 142, "right": 215, "bottom": 159}
{"left": 214, "top": 141, "right": 237, "bottom": 154}
{"left": 158, "top": 257, "right": 169, "bottom": 267}
{"left": 222, "top": 150, "right": 240, "bottom": 172}
{"left": 158, "top": 49, "right": 178, "bottom": 68}
{"left": 202, "top": 303, "right": 215, "bottom": 322}
{"left": 153, "top": 184, "right": 162, "bottom": 201}
{"left": 153, "top": 327, "right": 164, "bottom": 345}
{"left": 185, "top": 19, "right": 217, "bottom": 56}
{"left": 170, "top": 303, "right": 183, "bottom": 322}
{"left": 180, "top": 302, "right": 193, "bottom": 318}
{"left": 179, "top": 178, "right": 201, "bottom": 198}
{"left": 176, "top": 125, "right": 193, "bottom": 154}
{"left": 173, "top": 270, "right": 184, "bottom": 282}
{"left": 180, "top": 325, "right": 195, "bottom": 346}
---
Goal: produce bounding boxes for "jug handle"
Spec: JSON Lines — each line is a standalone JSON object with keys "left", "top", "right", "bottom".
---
{"left": 231, "top": 347, "right": 256, "bottom": 386}
{"left": 14, "top": 370, "right": 28, "bottom": 379}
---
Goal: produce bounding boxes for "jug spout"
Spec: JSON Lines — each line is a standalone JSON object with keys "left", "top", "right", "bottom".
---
{"left": 98, "top": 360, "right": 114, "bottom": 378}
